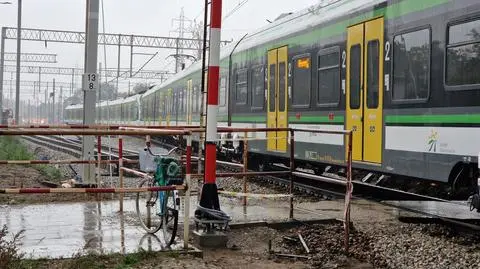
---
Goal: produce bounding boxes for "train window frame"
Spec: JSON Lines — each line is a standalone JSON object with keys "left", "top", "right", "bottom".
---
{"left": 291, "top": 53, "right": 312, "bottom": 109}
{"left": 316, "top": 46, "right": 341, "bottom": 108}
{"left": 444, "top": 15, "right": 480, "bottom": 91}
{"left": 235, "top": 68, "right": 248, "bottom": 105}
{"left": 251, "top": 64, "right": 265, "bottom": 111}
{"left": 391, "top": 25, "right": 432, "bottom": 104}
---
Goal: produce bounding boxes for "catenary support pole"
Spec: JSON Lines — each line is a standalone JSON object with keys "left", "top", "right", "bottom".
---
{"left": 82, "top": 0, "right": 100, "bottom": 185}
{"left": 0, "top": 27, "right": 6, "bottom": 118}
{"left": 198, "top": 0, "right": 223, "bottom": 213}
{"left": 52, "top": 78, "right": 55, "bottom": 123}
{"left": 15, "top": 0, "right": 22, "bottom": 124}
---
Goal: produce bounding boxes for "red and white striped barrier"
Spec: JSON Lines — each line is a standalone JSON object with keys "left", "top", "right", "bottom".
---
{"left": 199, "top": 0, "right": 223, "bottom": 210}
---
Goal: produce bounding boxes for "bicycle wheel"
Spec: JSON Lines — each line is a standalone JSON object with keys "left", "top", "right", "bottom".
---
{"left": 160, "top": 190, "right": 179, "bottom": 246}
{"left": 136, "top": 178, "right": 162, "bottom": 234}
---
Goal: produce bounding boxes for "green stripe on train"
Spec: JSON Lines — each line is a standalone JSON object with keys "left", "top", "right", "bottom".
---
{"left": 232, "top": 0, "right": 449, "bottom": 63}
{"left": 385, "top": 114, "right": 480, "bottom": 124}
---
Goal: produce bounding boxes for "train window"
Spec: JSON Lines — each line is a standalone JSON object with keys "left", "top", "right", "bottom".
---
{"left": 279, "top": 62, "right": 286, "bottom": 111}
{"left": 219, "top": 77, "right": 226, "bottom": 107}
{"left": 269, "top": 64, "right": 276, "bottom": 112}
{"left": 349, "top": 45, "right": 361, "bottom": 109}
{"left": 446, "top": 18, "right": 480, "bottom": 86}
{"left": 251, "top": 66, "right": 265, "bottom": 110}
{"left": 393, "top": 28, "right": 430, "bottom": 100}
{"left": 292, "top": 55, "right": 311, "bottom": 107}
{"left": 367, "top": 40, "right": 380, "bottom": 109}
{"left": 317, "top": 47, "right": 340, "bottom": 106}
{"left": 235, "top": 69, "right": 248, "bottom": 105}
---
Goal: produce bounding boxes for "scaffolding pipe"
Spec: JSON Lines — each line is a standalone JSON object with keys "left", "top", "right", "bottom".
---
{"left": 0, "top": 159, "right": 136, "bottom": 165}
{"left": 0, "top": 185, "right": 185, "bottom": 194}
{"left": 0, "top": 129, "right": 189, "bottom": 136}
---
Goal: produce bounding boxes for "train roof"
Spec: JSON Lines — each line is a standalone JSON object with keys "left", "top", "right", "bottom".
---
{"left": 65, "top": 103, "right": 83, "bottom": 110}
{"left": 142, "top": 0, "right": 381, "bottom": 94}
{"left": 68, "top": 0, "right": 383, "bottom": 108}
{"left": 234, "top": 0, "right": 382, "bottom": 53}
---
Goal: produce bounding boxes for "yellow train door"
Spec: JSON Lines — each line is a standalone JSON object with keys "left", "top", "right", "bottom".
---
{"left": 267, "top": 46, "right": 288, "bottom": 152}
{"left": 346, "top": 17, "right": 384, "bottom": 163}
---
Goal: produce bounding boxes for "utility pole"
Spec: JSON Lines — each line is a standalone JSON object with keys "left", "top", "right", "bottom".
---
{"left": 60, "top": 86, "right": 63, "bottom": 122}
{"left": 38, "top": 67, "right": 41, "bottom": 122}
{"left": 116, "top": 34, "right": 121, "bottom": 98}
{"left": 44, "top": 82, "right": 48, "bottom": 122}
{"left": 52, "top": 78, "right": 55, "bottom": 123}
{"left": 0, "top": 27, "right": 6, "bottom": 115}
{"left": 15, "top": 0, "right": 22, "bottom": 124}
{"left": 71, "top": 68, "right": 74, "bottom": 96}
{"left": 82, "top": 0, "right": 100, "bottom": 185}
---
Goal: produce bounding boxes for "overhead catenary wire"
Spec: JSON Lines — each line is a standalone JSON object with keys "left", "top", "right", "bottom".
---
{"left": 222, "top": 0, "right": 249, "bottom": 22}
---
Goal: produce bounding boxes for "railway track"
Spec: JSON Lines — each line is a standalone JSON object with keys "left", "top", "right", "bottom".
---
{"left": 21, "top": 135, "right": 480, "bottom": 231}
{"left": 21, "top": 135, "right": 139, "bottom": 171}
{"left": 211, "top": 159, "right": 480, "bottom": 232}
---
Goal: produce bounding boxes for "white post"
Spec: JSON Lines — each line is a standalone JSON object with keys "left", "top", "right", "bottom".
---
{"left": 183, "top": 135, "right": 192, "bottom": 250}
{"left": 82, "top": 0, "right": 100, "bottom": 185}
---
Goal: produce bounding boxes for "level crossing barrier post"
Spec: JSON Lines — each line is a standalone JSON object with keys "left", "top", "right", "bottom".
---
{"left": 184, "top": 134, "right": 192, "bottom": 250}
{"left": 289, "top": 129, "right": 295, "bottom": 219}
{"left": 97, "top": 135, "right": 101, "bottom": 185}
{"left": 344, "top": 132, "right": 353, "bottom": 253}
{"left": 118, "top": 135, "right": 124, "bottom": 212}
{"left": 243, "top": 131, "right": 248, "bottom": 206}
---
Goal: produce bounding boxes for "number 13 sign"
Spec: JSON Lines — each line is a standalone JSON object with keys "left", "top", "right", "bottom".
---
{"left": 83, "top": 73, "right": 98, "bottom": 91}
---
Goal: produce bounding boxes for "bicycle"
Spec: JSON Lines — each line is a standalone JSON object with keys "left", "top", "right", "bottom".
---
{"left": 136, "top": 146, "right": 182, "bottom": 246}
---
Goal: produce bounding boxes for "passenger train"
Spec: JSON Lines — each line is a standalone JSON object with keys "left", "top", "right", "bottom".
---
{"left": 65, "top": 0, "right": 480, "bottom": 198}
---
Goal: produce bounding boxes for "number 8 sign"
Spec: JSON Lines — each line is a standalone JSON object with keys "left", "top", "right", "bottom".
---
{"left": 83, "top": 73, "right": 98, "bottom": 91}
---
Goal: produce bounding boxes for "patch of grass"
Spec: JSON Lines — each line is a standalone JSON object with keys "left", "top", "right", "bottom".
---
{"left": 0, "top": 136, "right": 63, "bottom": 182}
{"left": 0, "top": 136, "right": 33, "bottom": 160}
{"left": 65, "top": 253, "right": 110, "bottom": 269}
{"left": 0, "top": 225, "right": 25, "bottom": 269}
{"left": 37, "top": 165, "right": 63, "bottom": 182}
{"left": 9, "top": 249, "right": 166, "bottom": 269}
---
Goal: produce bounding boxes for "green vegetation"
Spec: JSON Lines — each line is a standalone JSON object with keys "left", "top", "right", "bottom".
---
{"left": 0, "top": 225, "right": 25, "bottom": 269}
{"left": 11, "top": 250, "right": 165, "bottom": 269}
{"left": 0, "top": 137, "right": 63, "bottom": 182}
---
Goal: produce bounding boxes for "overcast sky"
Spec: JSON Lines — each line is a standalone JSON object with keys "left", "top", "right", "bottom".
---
{"left": 0, "top": 0, "right": 318, "bottom": 105}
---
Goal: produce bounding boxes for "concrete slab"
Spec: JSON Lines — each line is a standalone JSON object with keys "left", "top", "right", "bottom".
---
{"left": 384, "top": 200, "right": 480, "bottom": 220}
{"left": 193, "top": 230, "right": 228, "bottom": 248}
{"left": 0, "top": 201, "right": 198, "bottom": 259}
{"left": 0, "top": 195, "right": 335, "bottom": 259}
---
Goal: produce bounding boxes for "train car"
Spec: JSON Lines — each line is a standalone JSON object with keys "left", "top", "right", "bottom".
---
{"left": 224, "top": 0, "right": 480, "bottom": 197}
{"left": 64, "top": 104, "right": 84, "bottom": 125}
{"left": 64, "top": 0, "right": 480, "bottom": 198}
